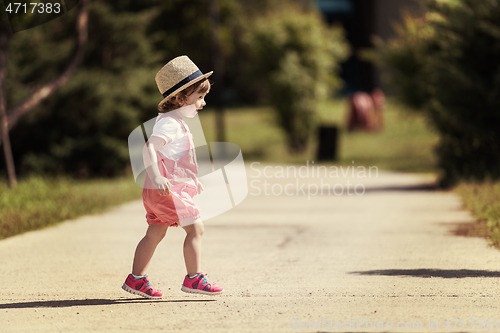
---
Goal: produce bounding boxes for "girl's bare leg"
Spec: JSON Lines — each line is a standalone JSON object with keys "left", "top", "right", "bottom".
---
{"left": 182, "top": 221, "right": 204, "bottom": 276}
{"left": 132, "top": 224, "right": 168, "bottom": 276}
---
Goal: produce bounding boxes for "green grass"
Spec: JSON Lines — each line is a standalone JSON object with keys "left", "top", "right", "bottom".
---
{"left": 0, "top": 98, "right": 439, "bottom": 240}
{"left": 199, "top": 97, "right": 440, "bottom": 172}
{"left": 0, "top": 176, "right": 142, "bottom": 240}
{"left": 454, "top": 182, "right": 500, "bottom": 248}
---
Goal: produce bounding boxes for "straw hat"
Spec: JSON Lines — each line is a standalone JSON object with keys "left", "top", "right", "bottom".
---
{"left": 155, "top": 55, "right": 213, "bottom": 106}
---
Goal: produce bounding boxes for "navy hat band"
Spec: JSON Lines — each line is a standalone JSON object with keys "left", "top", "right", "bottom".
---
{"left": 162, "top": 70, "right": 203, "bottom": 98}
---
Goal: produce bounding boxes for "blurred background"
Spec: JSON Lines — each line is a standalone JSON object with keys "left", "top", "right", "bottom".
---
{"left": 1, "top": 0, "right": 499, "bottom": 242}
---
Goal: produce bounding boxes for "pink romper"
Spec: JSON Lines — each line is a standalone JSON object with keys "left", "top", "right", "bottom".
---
{"left": 142, "top": 113, "right": 201, "bottom": 227}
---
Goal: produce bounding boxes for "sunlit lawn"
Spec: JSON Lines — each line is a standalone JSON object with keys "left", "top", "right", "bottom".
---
{"left": 199, "top": 97, "right": 439, "bottom": 172}
{"left": 0, "top": 98, "right": 441, "bottom": 239}
{"left": 3, "top": 99, "right": 499, "bottom": 249}
{"left": 4, "top": 99, "right": 499, "bottom": 251}
{"left": 200, "top": 102, "right": 500, "bottom": 248}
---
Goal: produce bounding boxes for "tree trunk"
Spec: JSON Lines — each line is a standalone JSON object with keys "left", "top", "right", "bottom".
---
{"left": 0, "top": 0, "right": 89, "bottom": 188}
{"left": 0, "top": 22, "right": 15, "bottom": 187}
{"left": 351, "top": 0, "right": 376, "bottom": 91}
{"left": 207, "top": 0, "right": 226, "bottom": 142}
{"left": 7, "top": 0, "right": 90, "bottom": 130}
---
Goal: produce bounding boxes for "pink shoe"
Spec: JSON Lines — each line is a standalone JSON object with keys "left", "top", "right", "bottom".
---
{"left": 181, "top": 272, "right": 223, "bottom": 295}
{"left": 122, "top": 274, "right": 163, "bottom": 299}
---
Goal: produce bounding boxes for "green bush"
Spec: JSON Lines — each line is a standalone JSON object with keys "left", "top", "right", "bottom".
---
{"left": 7, "top": 2, "right": 161, "bottom": 177}
{"left": 455, "top": 181, "right": 500, "bottom": 248}
{"left": 4, "top": 1, "right": 347, "bottom": 177}
{"left": 242, "top": 7, "right": 349, "bottom": 153}
{"left": 375, "top": 0, "right": 500, "bottom": 186}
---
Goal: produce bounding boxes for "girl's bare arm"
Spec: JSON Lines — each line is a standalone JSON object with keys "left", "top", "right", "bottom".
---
{"left": 143, "top": 136, "right": 170, "bottom": 196}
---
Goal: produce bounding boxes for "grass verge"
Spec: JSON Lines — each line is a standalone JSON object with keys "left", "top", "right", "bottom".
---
{"left": 454, "top": 182, "right": 500, "bottom": 248}
{"left": 199, "top": 98, "right": 439, "bottom": 172}
{"left": 0, "top": 176, "right": 142, "bottom": 240}
{"left": 1, "top": 98, "right": 439, "bottom": 240}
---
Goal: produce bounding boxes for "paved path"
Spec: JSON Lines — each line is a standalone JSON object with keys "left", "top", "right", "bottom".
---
{"left": 1, "top": 163, "right": 500, "bottom": 332}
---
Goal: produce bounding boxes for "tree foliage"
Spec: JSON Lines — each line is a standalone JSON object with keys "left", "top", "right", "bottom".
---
{"left": 242, "top": 7, "right": 349, "bottom": 153}
{"left": 8, "top": 1, "right": 161, "bottom": 177}
{"left": 3, "top": 0, "right": 349, "bottom": 177}
{"left": 375, "top": 0, "right": 500, "bottom": 186}
{"left": 1, "top": 0, "right": 89, "bottom": 188}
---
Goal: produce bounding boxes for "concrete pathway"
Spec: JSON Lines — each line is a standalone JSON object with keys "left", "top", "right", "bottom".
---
{"left": 1, "top": 163, "right": 499, "bottom": 332}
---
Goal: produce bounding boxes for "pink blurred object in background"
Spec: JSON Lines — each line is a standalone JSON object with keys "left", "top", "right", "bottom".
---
{"left": 347, "top": 89, "right": 385, "bottom": 132}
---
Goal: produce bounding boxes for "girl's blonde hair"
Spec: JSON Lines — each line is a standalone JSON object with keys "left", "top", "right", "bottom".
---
{"left": 158, "top": 78, "right": 211, "bottom": 113}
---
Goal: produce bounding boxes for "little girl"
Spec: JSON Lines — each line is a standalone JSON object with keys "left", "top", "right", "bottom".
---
{"left": 122, "top": 56, "right": 223, "bottom": 298}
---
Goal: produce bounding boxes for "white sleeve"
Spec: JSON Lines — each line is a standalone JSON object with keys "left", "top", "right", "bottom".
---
{"left": 150, "top": 117, "right": 180, "bottom": 144}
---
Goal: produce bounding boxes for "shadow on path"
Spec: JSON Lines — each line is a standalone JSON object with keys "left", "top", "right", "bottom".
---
{"left": 350, "top": 269, "right": 500, "bottom": 278}
{"left": 362, "top": 183, "right": 438, "bottom": 194}
{"left": 0, "top": 298, "right": 215, "bottom": 309}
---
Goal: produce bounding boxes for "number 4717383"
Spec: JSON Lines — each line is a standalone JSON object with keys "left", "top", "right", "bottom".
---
{"left": 443, "top": 319, "right": 498, "bottom": 330}
{"left": 5, "top": 2, "right": 61, "bottom": 14}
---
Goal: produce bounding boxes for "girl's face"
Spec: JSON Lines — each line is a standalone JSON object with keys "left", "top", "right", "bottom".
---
{"left": 183, "top": 88, "right": 209, "bottom": 111}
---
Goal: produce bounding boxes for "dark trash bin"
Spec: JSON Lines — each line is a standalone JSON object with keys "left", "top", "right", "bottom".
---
{"left": 317, "top": 125, "right": 339, "bottom": 161}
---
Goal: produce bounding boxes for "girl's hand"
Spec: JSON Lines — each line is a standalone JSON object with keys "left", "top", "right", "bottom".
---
{"left": 197, "top": 181, "right": 204, "bottom": 195}
{"left": 153, "top": 176, "right": 171, "bottom": 196}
